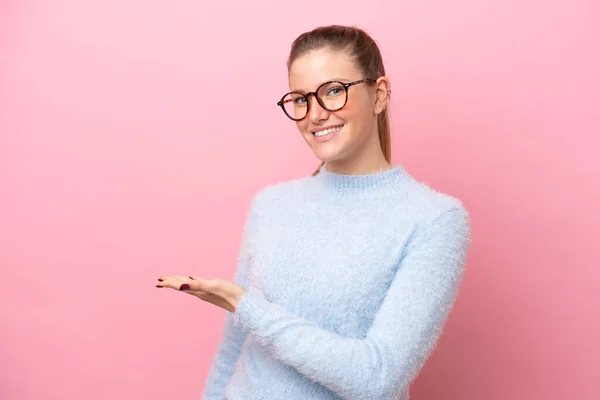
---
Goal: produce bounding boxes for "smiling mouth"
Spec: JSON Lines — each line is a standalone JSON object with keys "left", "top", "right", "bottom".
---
{"left": 312, "top": 124, "right": 344, "bottom": 137}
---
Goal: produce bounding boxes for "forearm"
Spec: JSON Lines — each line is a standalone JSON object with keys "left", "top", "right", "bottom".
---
{"left": 234, "top": 288, "right": 455, "bottom": 400}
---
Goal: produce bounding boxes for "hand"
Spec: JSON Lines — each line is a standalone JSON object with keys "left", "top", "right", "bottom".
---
{"left": 155, "top": 275, "right": 247, "bottom": 313}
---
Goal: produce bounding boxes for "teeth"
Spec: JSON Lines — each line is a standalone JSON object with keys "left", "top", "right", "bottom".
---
{"left": 314, "top": 125, "right": 343, "bottom": 137}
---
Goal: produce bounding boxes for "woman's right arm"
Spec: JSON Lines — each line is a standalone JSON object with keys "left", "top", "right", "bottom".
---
{"left": 201, "top": 196, "right": 259, "bottom": 399}
{"left": 201, "top": 311, "right": 248, "bottom": 399}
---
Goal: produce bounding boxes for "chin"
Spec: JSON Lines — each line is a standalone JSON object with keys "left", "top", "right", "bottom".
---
{"left": 312, "top": 149, "right": 347, "bottom": 163}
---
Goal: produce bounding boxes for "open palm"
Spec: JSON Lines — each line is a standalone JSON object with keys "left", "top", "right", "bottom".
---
{"left": 156, "top": 275, "right": 246, "bottom": 313}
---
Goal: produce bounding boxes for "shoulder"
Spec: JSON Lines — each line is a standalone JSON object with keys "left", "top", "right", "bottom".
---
{"left": 378, "top": 169, "right": 472, "bottom": 257}
{"left": 248, "top": 175, "right": 309, "bottom": 212}
{"left": 393, "top": 167, "right": 470, "bottom": 228}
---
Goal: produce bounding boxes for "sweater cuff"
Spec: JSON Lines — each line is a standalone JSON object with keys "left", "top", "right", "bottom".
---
{"left": 233, "top": 290, "right": 284, "bottom": 336}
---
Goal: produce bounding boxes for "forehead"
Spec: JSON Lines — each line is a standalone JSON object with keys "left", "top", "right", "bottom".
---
{"left": 288, "top": 48, "right": 361, "bottom": 92}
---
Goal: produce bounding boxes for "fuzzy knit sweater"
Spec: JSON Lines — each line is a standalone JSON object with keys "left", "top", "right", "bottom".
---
{"left": 202, "top": 164, "right": 471, "bottom": 400}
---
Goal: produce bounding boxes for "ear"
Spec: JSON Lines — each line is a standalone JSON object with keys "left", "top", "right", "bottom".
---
{"left": 373, "top": 77, "right": 392, "bottom": 115}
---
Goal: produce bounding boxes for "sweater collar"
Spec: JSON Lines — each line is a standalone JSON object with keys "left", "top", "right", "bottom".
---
{"left": 313, "top": 163, "right": 408, "bottom": 194}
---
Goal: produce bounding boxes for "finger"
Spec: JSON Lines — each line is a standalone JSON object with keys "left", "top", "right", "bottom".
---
{"left": 156, "top": 275, "right": 192, "bottom": 289}
{"left": 155, "top": 279, "right": 178, "bottom": 290}
{"left": 156, "top": 279, "right": 185, "bottom": 290}
{"left": 182, "top": 277, "right": 214, "bottom": 294}
{"left": 157, "top": 275, "right": 189, "bottom": 282}
{"left": 170, "top": 275, "right": 190, "bottom": 283}
{"left": 155, "top": 277, "right": 167, "bottom": 288}
{"left": 187, "top": 276, "right": 211, "bottom": 292}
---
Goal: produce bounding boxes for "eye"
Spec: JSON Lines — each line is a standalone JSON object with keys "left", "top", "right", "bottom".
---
{"left": 327, "top": 87, "right": 344, "bottom": 96}
{"left": 293, "top": 96, "right": 307, "bottom": 105}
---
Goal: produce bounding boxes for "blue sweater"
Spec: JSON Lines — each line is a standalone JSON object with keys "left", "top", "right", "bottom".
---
{"left": 202, "top": 164, "right": 471, "bottom": 400}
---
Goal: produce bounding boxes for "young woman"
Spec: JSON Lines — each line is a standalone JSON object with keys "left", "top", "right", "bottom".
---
{"left": 156, "top": 25, "right": 471, "bottom": 400}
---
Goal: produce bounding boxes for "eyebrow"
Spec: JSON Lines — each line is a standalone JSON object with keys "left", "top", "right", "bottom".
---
{"left": 291, "top": 78, "right": 351, "bottom": 93}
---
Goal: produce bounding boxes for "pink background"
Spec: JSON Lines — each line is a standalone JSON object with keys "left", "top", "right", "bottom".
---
{"left": 1, "top": 1, "right": 598, "bottom": 399}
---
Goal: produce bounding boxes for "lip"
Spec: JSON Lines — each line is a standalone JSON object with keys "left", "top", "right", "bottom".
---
{"left": 310, "top": 124, "right": 345, "bottom": 134}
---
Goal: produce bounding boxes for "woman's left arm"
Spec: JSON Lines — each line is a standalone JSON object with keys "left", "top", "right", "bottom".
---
{"left": 233, "top": 206, "right": 471, "bottom": 400}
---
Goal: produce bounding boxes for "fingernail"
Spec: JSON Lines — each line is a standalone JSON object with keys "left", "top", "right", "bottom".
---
{"left": 158, "top": 278, "right": 163, "bottom": 282}
{"left": 179, "top": 284, "right": 191, "bottom": 291}
{"left": 189, "top": 276, "right": 194, "bottom": 280}
{"left": 155, "top": 285, "right": 162, "bottom": 288}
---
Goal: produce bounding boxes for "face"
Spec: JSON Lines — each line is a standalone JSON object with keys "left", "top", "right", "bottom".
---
{"left": 287, "top": 48, "right": 388, "bottom": 171}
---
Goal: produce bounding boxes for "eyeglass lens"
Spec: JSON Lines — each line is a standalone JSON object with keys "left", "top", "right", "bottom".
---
{"left": 281, "top": 82, "right": 347, "bottom": 120}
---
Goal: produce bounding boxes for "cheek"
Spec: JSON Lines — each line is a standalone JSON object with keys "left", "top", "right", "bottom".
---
{"left": 295, "top": 120, "right": 308, "bottom": 133}
{"left": 336, "top": 102, "right": 370, "bottom": 130}
{"left": 342, "top": 93, "right": 372, "bottom": 118}
{"left": 335, "top": 104, "right": 356, "bottom": 122}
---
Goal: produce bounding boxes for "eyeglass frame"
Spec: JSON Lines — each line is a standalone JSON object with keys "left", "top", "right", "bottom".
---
{"left": 276, "top": 78, "right": 379, "bottom": 121}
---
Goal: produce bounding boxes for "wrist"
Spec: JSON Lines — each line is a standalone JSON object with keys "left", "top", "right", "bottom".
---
{"left": 232, "top": 286, "right": 247, "bottom": 310}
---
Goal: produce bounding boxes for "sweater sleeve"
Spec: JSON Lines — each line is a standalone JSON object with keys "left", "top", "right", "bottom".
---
{"left": 201, "top": 197, "right": 258, "bottom": 400}
{"left": 233, "top": 205, "right": 471, "bottom": 400}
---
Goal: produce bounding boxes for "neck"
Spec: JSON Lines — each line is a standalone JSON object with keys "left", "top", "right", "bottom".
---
{"left": 323, "top": 124, "right": 390, "bottom": 175}
{"left": 324, "top": 159, "right": 391, "bottom": 175}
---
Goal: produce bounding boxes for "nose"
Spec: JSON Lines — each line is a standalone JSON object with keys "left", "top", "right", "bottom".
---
{"left": 307, "top": 94, "right": 329, "bottom": 123}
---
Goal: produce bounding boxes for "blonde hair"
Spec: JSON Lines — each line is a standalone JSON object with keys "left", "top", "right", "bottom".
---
{"left": 286, "top": 25, "right": 391, "bottom": 176}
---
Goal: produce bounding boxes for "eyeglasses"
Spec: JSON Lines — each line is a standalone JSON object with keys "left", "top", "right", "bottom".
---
{"left": 277, "top": 78, "right": 377, "bottom": 121}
